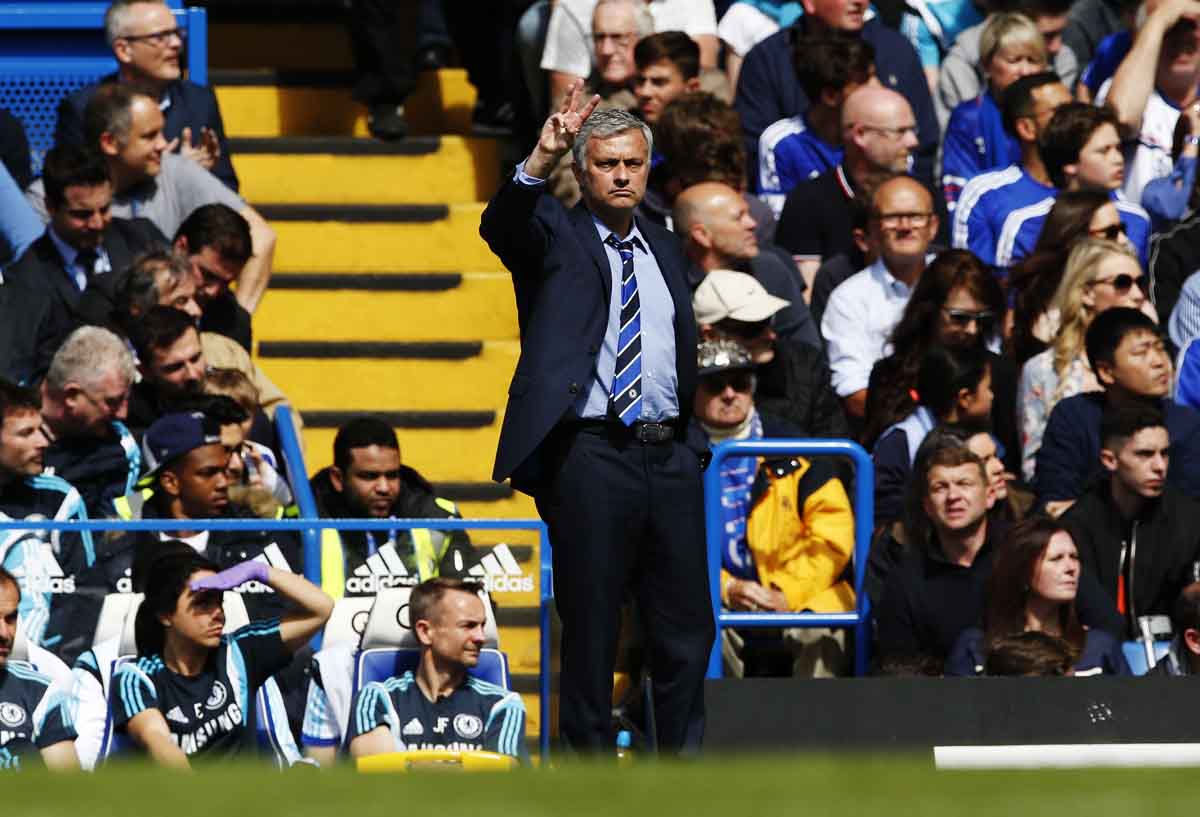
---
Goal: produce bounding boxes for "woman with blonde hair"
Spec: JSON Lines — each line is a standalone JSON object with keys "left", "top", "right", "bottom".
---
{"left": 942, "top": 13, "right": 1047, "bottom": 209}
{"left": 1017, "top": 238, "right": 1153, "bottom": 480}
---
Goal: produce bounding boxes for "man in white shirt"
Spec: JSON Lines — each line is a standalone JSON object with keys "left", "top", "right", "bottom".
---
{"left": 1100, "top": 0, "right": 1200, "bottom": 203}
{"left": 821, "top": 175, "right": 938, "bottom": 420}
{"left": 541, "top": 0, "right": 719, "bottom": 107}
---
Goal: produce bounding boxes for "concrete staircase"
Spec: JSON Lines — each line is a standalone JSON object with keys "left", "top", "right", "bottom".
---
{"left": 208, "top": 20, "right": 547, "bottom": 738}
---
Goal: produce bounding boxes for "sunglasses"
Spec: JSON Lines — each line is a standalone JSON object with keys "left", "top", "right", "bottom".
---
{"left": 701, "top": 372, "right": 754, "bottom": 393}
{"left": 942, "top": 307, "right": 995, "bottom": 328}
{"left": 1089, "top": 223, "right": 1127, "bottom": 241}
{"left": 1091, "top": 273, "right": 1148, "bottom": 294}
{"left": 716, "top": 319, "right": 771, "bottom": 340}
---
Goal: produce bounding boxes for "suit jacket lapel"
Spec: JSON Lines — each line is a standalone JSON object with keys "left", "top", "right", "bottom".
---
{"left": 36, "top": 235, "right": 82, "bottom": 312}
{"left": 570, "top": 204, "right": 613, "bottom": 303}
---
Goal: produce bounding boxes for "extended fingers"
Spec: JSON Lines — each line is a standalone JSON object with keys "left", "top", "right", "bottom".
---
{"left": 578, "top": 93, "right": 602, "bottom": 123}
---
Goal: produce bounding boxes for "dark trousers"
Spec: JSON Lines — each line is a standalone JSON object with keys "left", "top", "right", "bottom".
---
{"left": 535, "top": 425, "right": 715, "bottom": 754}
{"left": 347, "top": 0, "right": 417, "bottom": 104}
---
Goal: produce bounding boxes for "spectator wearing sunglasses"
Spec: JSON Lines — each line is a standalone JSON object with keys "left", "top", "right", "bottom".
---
{"left": 1034, "top": 307, "right": 1200, "bottom": 513}
{"left": 1018, "top": 239, "right": 1152, "bottom": 483}
{"left": 693, "top": 269, "right": 848, "bottom": 439}
{"left": 1009, "top": 190, "right": 1135, "bottom": 366}
{"left": 860, "top": 250, "right": 1016, "bottom": 473}
{"left": 872, "top": 344, "right": 995, "bottom": 527}
{"left": 689, "top": 338, "right": 856, "bottom": 677}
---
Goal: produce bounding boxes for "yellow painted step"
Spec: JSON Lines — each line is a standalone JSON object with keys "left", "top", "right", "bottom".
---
{"left": 234, "top": 137, "right": 498, "bottom": 205}
{"left": 272, "top": 204, "right": 501, "bottom": 272}
{"left": 256, "top": 342, "right": 519, "bottom": 411}
{"left": 255, "top": 274, "right": 517, "bottom": 342}
{"left": 455, "top": 491, "right": 537, "bottom": 522}
{"left": 216, "top": 70, "right": 477, "bottom": 138}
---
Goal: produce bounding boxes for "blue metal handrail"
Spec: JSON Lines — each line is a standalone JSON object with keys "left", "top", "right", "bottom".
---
{"left": 704, "top": 439, "right": 875, "bottom": 678}
{"left": 273, "top": 404, "right": 321, "bottom": 584}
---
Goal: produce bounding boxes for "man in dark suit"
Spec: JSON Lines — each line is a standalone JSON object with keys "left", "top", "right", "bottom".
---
{"left": 479, "top": 85, "right": 714, "bottom": 754}
{"left": 54, "top": 0, "right": 238, "bottom": 192}
{"left": 0, "top": 279, "right": 72, "bottom": 386}
{"left": 173, "top": 204, "right": 254, "bottom": 352}
{"left": 4, "top": 146, "right": 165, "bottom": 328}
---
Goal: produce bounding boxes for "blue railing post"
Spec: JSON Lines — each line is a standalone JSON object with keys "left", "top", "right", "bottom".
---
{"left": 539, "top": 529, "right": 553, "bottom": 760}
{"left": 273, "top": 404, "right": 321, "bottom": 588}
{"left": 183, "top": 5, "right": 207, "bottom": 85}
{"left": 704, "top": 439, "right": 874, "bottom": 679}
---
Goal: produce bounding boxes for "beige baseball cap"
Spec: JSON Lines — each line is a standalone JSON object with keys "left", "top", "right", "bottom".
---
{"left": 692, "top": 269, "right": 790, "bottom": 325}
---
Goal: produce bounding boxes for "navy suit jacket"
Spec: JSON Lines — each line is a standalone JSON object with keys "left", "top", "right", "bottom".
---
{"left": 55, "top": 74, "right": 239, "bottom": 192}
{"left": 479, "top": 176, "right": 699, "bottom": 497}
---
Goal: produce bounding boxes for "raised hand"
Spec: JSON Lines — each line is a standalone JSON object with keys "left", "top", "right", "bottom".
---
{"left": 526, "top": 80, "right": 601, "bottom": 179}
{"left": 173, "top": 126, "right": 221, "bottom": 171}
{"left": 191, "top": 560, "right": 269, "bottom": 592}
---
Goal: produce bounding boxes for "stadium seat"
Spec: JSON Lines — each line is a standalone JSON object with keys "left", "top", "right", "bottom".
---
{"left": 1122, "top": 640, "right": 1173, "bottom": 676}
{"left": 320, "top": 596, "right": 376, "bottom": 651}
{"left": 358, "top": 586, "right": 500, "bottom": 650}
{"left": 7, "top": 615, "right": 71, "bottom": 688}
{"left": 354, "top": 648, "right": 509, "bottom": 694}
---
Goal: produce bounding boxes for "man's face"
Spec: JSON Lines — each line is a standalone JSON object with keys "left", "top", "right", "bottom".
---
{"left": 701, "top": 191, "right": 759, "bottom": 263}
{"left": 0, "top": 408, "right": 49, "bottom": 478}
{"left": 635, "top": 59, "right": 692, "bottom": 124}
{"left": 923, "top": 462, "right": 990, "bottom": 536}
{"left": 855, "top": 103, "right": 919, "bottom": 174}
{"left": 802, "top": 0, "right": 868, "bottom": 32}
{"left": 114, "top": 2, "right": 183, "bottom": 83}
{"left": 48, "top": 183, "right": 112, "bottom": 251}
{"left": 180, "top": 244, "right": 242, "bottom": 306}
{"left": 110, "top": 97, "right": 168, "bottom": 180}
{"left": 1161, "top": 19, "right": 1200, "bottom": 83}
{"left": 1034, "top": 12, "right": 1069, "bottom": 57}
{"left": 694, "top": 369, "right": 755, "bottom": 429}
{"left": 1098, "top": 329, "right": 1172, "bottom": 398}
{"left": 146, "top": 327, "right": 206, "bottom": 396}
{"left": 868, "top": 181, "right": 937, "bottom": 267}
{"left": 1027, "top": 83, "right": 1073, "bottom": 140}
{"left": 1073, "top": 123, "right": 1125, "bottom": 191}
{"left": 1104, "top": 426, "right": 1170, "bottom": 499}
{"left": 418, "top": 590, "right": 487, "bottom": 668}
{"left": 592, "top": 4, "right": 639, "bottom": 87}
{"left": 0, "top": 581, "right": 18, "bottom": 669}
{"left": 576, "top": 130, "right": 650, "bottom": 220}
{"left": 154, "top": 269, "right": 202, "bottom": 320}
{"left": 165, "top": 443, "right": 230, "bottom": 518}
{"left": 332, "top": 445, "right": 401, "bottom": 518}
{"left": 61, "top": 365, "right": 131, "bottom": 435}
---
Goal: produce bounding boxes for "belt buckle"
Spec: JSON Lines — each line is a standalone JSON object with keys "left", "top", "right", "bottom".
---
{"left": 635, "top": 422, "right": 669, "bottom": 443}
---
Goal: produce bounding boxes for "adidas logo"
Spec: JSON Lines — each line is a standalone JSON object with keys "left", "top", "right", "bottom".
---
{"left": 6, "top": 539, "right": 75, "bottom": 594}
{"left": 165, "top": 706, "right": 188, "bottom": 725}
{"left": 401, "top": 717, "right": 424, "bottom": 736}
{"left": 239, "top": 543, "right": 294, "bottom": 594}
{"left": 468, "top": 544, "right": 534, "bottom": 593}
{"left": 346, "top": 545, "right": 416, "bottom": 593}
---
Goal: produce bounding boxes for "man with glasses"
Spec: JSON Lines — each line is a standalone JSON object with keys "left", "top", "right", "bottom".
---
{"left": 689, "top": 338, "right": 856, "bottom": 677}
{"left": 39, "top": 326, "right": 140, "bottom": 521}
{"left": 55, "top": 0, "right": 238, "bottom": 192}
{"left": 776, "top": 85, "right": 922, "bottom": 297}
{"left": 822, "top": 175, "right": 939, "bottom": 421}
{"left": 693, "top": 269, "right": 847, "bottom": 439}
{"left": 4, "top": 145, "right": 165, "bottom": 328}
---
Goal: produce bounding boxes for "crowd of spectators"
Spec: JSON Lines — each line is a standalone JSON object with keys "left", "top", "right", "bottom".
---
{"left": 7, "top": 0, "right": 1200, "bottom": 771}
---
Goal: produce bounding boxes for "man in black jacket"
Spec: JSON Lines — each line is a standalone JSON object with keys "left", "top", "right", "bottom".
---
{"left": 54, "top": 0, "right": 238, "bottom": 192}
{"left": 4, "top": 146, "right": 165, "bottom": 326}
{"left": 1061, "top": 404, "right": 1200, "bottom": 639}
{"left": 309, "top": 416, "right": 473, "bottom": 601}
{"left": 692, "top": 269, "right": 848, "bottom": 440}
{"left": 173, "top": 204, "right": 254, "bottom": 352}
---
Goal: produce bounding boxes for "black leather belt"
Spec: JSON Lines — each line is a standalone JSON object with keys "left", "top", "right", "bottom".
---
{"left": 572, "top": 419, "right": 677, "bottom": 444}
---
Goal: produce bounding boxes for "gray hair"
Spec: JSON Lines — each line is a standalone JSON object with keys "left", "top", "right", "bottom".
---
{"left": 593, "top": 0, "right": 654, "bottom": 38}
{"left": 120, "top": 249, "right": 191, "bottom": 316}
{"left": 104, "top": 0, "right": 166, "bottom": 48}
{"left": 45, "top": 326, "right": 136, "bottom": 393}
{"left": 571, "top": 107, "right": 653, "bottom": 170}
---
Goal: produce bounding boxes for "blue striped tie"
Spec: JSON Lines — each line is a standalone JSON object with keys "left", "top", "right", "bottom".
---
{"left": 605, "top": 234, "right": 643, "bottom": 426}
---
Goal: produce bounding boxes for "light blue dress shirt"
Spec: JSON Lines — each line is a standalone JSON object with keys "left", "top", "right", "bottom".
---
{"left": 513, "top": 163, "right": 679, "bottom": 421}
{"left": 0, "top": 162, "right": 44, "bottom": 274}
{"left": 46, "top": 226, "right": 112, "bottom": 291}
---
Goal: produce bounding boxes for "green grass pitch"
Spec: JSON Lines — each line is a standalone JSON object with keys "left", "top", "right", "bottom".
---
{"left": 5, "top": 754, "right": 1199, "bottom": 816}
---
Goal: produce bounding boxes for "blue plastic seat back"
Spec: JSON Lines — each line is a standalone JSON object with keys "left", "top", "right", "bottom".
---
{"left": 354, "top": 648, "right": 511, "bottom": 695}
{"left": 1122, "top": 640, "right": 1172, "bottom": 676}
